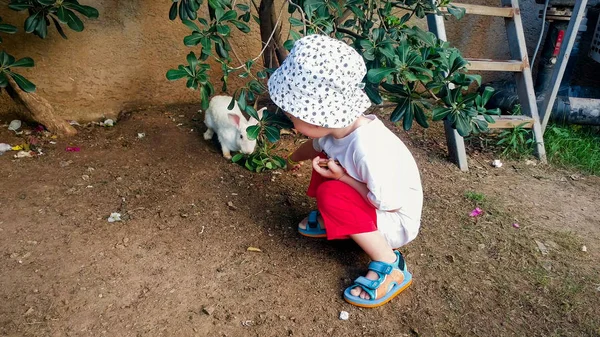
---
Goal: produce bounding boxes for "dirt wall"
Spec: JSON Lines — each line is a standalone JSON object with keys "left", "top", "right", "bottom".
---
{"left": 0, "top": 0, "right": 263, "bottom": 122}
{"left": 0, "top": 0, "right": 545, "bottom": 122}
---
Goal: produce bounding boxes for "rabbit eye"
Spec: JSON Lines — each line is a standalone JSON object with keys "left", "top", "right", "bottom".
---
{"left": 240, "top": 134, "right": 243, "bottom": 139}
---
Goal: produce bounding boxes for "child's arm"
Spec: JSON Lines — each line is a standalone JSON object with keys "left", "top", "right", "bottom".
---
{"left": 288, "top": 140, "right": 321, "bottom": 163}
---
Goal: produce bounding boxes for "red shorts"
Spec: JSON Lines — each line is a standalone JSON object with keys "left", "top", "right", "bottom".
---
{"left": 306, "top": 164, "right": 378, "bottom": 240}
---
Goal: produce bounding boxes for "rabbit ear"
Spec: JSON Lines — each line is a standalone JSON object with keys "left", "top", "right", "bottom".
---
{"left": 257, "top": 107, "right": 266, "bottom": 120}
{"left": 228, "top": 113, "right": 241, "bottom": 127}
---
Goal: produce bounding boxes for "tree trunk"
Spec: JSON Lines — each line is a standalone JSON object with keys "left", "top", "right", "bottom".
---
{"left": 5, "top": 77, "right": 77, "bottom": 137}
{"left": 258, "top": 0, "right": 287, "bottom": 68}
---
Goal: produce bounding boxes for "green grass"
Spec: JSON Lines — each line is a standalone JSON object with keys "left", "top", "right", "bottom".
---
{"left": 464, "top": 191, "right": 486, "bottom": 203}
{"left": 544, "top": 124, "right": 600, "bottom": 175}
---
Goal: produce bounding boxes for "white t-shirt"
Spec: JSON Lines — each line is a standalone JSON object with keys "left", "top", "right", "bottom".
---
{"left": 313, "top": 115, "right": 423, "bottom": 248}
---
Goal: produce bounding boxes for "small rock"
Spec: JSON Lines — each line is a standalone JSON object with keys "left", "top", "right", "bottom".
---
{"left": 535, "top": 240, "right": 549, "bottom": 255}
{"left": 180, "top": 213, "right": 189, "bottom": 218}
{"left": 202, "top": 306, "right": 215, "bottom": 315}
{"left": 87, "top": 167, "right": 95, "bottom": 172}
{"left": 123, "top": 237, "right": 130, "bottom": 244}
{"left": 227, "top": 201, "right": 237, "bottom": 210}
{"left": 477, "top": 243, "right": 486, "bottom": 250}
{"left": 445, "top": 255, "right": 455, "bottom": 263}
{"left": 137, "top": 133, "right": 146, "bottom": 139}
{"left": 60, "top": 160, "right": 73, "bottom": 167}
{"left": 98, "top": 294, "right": 103, "bottom": 298}
{"left": 82, "top": 175, "right": 90, "bottom": 181}
{"left": 491, "top": 159, "right": 503, "bottom": 168}
{"left": 581, "top": 245, "right": 587, "bottom": 252}
{"left": 326, "top": 328, "right": 334, "bottom": 334}
{"left": 525, "top": 159, "right": 537, "bottom": 166}
{"left": 339, "top": 311, "right": 349, "bottom": 320}
{"left": 102, "top": 119, "right": 114, "bottom": 127}
{"left": 116, "top": 177, "right": 123, "bottom": 182}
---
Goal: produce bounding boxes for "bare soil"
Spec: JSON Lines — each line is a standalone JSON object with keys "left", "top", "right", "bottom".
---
{"left": 1, "top": 105, "right": 599, "bottom": 337}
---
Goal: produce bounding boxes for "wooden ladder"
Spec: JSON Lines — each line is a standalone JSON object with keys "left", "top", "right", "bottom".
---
{"left": 427, "top": 0, "right": 547, "bottom": 171}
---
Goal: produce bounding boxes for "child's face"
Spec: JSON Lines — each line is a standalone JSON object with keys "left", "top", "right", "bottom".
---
{"left": 285, "top": 112, "right": 330, "bottom": 138}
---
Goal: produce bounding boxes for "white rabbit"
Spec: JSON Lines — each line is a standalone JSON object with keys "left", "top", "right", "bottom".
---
{"left": 203, "top": 95, "right": 264, "bottom": 159}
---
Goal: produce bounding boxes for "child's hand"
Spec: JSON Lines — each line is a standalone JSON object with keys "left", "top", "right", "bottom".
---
{"left": 312, "top": 157, "right": 345, "bottom": 180}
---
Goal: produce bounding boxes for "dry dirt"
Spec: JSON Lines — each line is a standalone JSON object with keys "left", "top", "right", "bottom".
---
{"left": 1, "top": 105, "right": 599, "bottom": 337}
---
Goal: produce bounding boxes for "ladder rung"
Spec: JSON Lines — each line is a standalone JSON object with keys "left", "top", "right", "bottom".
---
{"left": 478, "top": 115, "right": 534, "bottom": 129}
{"left": 466, "top": 59, "right": 525, "bottom": 72}
{"left": 443, "top": 3, "right": 515, "bottom": 18}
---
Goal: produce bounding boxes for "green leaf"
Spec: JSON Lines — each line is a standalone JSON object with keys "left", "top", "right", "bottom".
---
{"left": 364, "top": 84, "right": 382, "bottom": 105}
{"left": 182, "top": 19, "right": 200, "bottom": 32}
{"left": 24, "top": 13, "right": 40, "bottom": 34}
{"left": 0, "top": 73, "right": 8, "bottom": 87}
{"left": 413, "top": 103, "right": 429, "bottom": 128}
{"left": 186, "top": 52, "right": 198, "bottom": 71}
{"left": 169, "top": 2, "right": 178, "bottom": 20}
{"left": 0, "top": 24, "right": 17, "bottom": 34}
{"left": 390, "top": 97, "right": 409, "bottom": 122}
{"left": 0, "top": 51, "right": 15, "bottom": 67}
{"left": 11, "top": 57, "right": 34, "bottom": 68}
{"left": 246, "top": 125, "right": 260, "bottom": 140}
{"left": 38, "top": 0, "right": 56, "bottom": 6}
{"left": 481, "top": 86, "right": 495, "bottom": 106}
{"left": 184, "top": 32, "right": 203, "bottom": 46}
{"left": 432, "top": 107, "right": 452, "bottom": 121}
{"left": 283, "top": 39, "right": 294, "bottom": 51}
{"left": 64, "top": 3, "right": 99, "bottom": 19}
{"left": 216, "top": 24, "right": 231, "bottom": 36}
{"left": 8, "top": 3, "right": 32, "bottom": 11}
{"left": 289, "top": 17, "right": 304, "bottom": 27}
{"left": 265, "top": 125, "right": 280, "bottom": 143}
{"left": 220, "top": 10, "right": 237, "bottom": 22}
{"left": 455, "top": 114, "right": 471, "bottom": 137}
{"left": 56, "top": 6, "right": 68, "bottom": 23}
{"left": 236, "top": 4, "right": 250, "bottom": 11}
{"left": 231, "top": 20, "right": 250, "bottom": 33}
{"left": 166, "top": 68, "right": 189, "bottom": 81}
{"left": 200, "top": 85, "right": 210, "bottom": 110}
{"left": 245, "top": 105, "right": 259, "bottom": 120}
{"left": 64, "top": 9, "right": 84, "bottom": 32}
{"left": 8, "top": 71, "right": 36, "bottom": 92}
{"left": 232, "top": 153, "right": 245, "bottom": 163}
{"left": 366, "top": 68, "right": 396, "bottom": 83}
{"left": 36, "top": 16, "right": 48, "bottom": 38}
{"left": 198, "top": 17, "right": 208, "bottom": 26}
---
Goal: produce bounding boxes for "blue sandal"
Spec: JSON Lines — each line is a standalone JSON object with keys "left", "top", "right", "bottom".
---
{"left": 298, "top": 210, "right": 327, "bottom": 238}
{"left": 343, "top": 250, "right": 412, "bottom": 308}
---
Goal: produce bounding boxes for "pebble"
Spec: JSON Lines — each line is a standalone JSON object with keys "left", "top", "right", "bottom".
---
{"left": 227, "top": 201, "right": 237, "bottom": 211}
{"left": 202, "top": 306, "right": 215, "bottom": 315}
{"left": 82, "top": 175, "right": 90, "bottom": 181}
{"left": 339, "top": 311, "right": 349, "bottom": 320}
{"left": 478, "top": 244, "right": 486, "bottom": 250}
{"left": 581, "top": 245, "right": 587, "bottom": 252}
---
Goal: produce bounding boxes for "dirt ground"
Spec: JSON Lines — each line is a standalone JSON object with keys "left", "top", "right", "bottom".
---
{"left": 1, "top": 105, "right": 599, "bottom": 337}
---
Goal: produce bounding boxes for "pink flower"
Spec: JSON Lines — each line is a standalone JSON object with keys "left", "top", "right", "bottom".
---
{"left": 469, "top": 207, "right": 483, "bottom": 217}
{"left": 66, "top": 146, "right": 80, "bottom": 152}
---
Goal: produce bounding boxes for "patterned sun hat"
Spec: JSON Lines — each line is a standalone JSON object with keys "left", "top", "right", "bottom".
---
{"left": 267, "top": 34, "right": 371, "bottom": 128}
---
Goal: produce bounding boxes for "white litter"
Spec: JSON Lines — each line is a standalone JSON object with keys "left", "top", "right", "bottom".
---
{"left": 581, "top": 245, "right": 587, "bottom": 252}
{"left": 14, "top": 151, "right": 33, "bottom": 158}
{"left": 108, "top": 212, "right": 122, "bottom": 223}
{"left": 492, "top": 159, "right": 503, "bottom": 168}
{"left": 137, "top": 133, "right": 146, "bottom": 139}
{"left": 101, "top": 119, "right": 114, "bottom": 127}
{"left": 8, "top": 120, "right": 21, "bottom": 131}
{"left": 339, "top": 311, "right": 349, "bottom": 320}
{"left": 0, "top": 143, "right": 12, "bottom": 154}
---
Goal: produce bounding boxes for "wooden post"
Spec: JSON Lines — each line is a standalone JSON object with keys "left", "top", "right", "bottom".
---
{"left": 427, "top": 8, "right": 469, "bottom": 171}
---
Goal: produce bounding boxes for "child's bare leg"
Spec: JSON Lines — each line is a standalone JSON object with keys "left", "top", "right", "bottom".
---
{"left": 349, "top": 231, "right": 397, "bottom": 299}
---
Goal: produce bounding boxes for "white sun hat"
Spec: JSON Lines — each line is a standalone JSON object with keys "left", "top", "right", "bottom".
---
{"left": 267, "top": 34, "right": 372, "bottom": 128}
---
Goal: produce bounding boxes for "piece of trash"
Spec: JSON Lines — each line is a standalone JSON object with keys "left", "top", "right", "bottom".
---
{"left": 66, "top": 146, "right": 80, "bottom": 152}
{"left": 492, "top": 159, "right": 503, "bottom": 168}
{"left": 51, "top": 135, "right": 58, "bottom": 139}
{"left": 339, "top": 311, "right": 349, "bottom": 320}
{"left": 108, "top": 212, "right": 122, "bottom": 223}
{"left": 535, "top": 240, "right": 549, "bottom": 256}
{"left": 581, "top": 245, "right": 587, "bottom": 252}
{"left": 241, "top": 320, "right": 253, "bottom": 327}
{"left": 512, "top": 223, "right": 520, "bottom": 229}
{"left": 68, "top": 120, "right": 81, "bottom": 126}
{"left": 137, "top": 133, "right": 146, "bottom": 139}
{"left": 12, "top": 145, "right": 23, "bottom": 151}
{"left": 247, "top": 247, "right": 262, "bottom": 252}
{"left": 525, "top": 159, "right": 537, "bottom": 166}
{"left": 49, "top": 141, "right": 57, "bottom": 145}
{"left": 8, "top": 120, "right": 22, "bottom": 131}
{"left": 469, "top": 207, "right": 483, "bottom": 217}
{"left": 14, "top": 151, "right": 34, "bottom": 158}
{"left": 0, "top": 143, "right": 11, "bottom": 154}
{"left": 101, "top": 119, "right": 114, "bottom": 127}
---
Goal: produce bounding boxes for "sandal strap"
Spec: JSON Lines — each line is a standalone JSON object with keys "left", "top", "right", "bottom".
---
{"left": 368, "top": 261, "right": 395, "bottom": 275}
{"left": 307, "top": 210, "right": 319, "bottom": 229}
{"left": 352, "top": 276, "right": 378, "bottom": 299}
